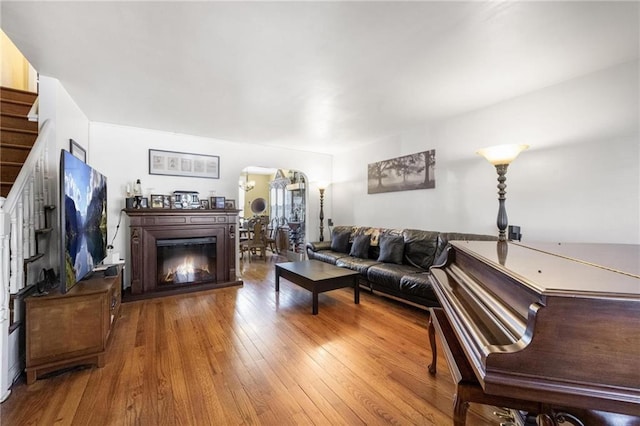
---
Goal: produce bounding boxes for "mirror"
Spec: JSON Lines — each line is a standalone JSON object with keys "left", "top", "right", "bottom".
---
{"left": 250, "top": 197, "right": 267, "bottom": 215}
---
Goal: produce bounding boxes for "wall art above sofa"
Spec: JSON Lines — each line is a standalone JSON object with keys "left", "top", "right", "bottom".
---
{"left": 367, "top": 149, "right": 436, "bottom": 194}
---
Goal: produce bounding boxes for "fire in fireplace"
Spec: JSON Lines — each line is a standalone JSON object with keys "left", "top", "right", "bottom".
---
{"left": 156, "top": 237, "right": 216, "bottom": 286}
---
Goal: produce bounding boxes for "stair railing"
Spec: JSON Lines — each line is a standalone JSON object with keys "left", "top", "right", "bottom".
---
{"left": 0, "top": 118, "right": 52, "bottom": 402}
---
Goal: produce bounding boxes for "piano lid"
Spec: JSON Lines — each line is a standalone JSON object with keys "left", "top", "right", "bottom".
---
{"left": 512, "top": 242, "right": 640, "bottom": 278}
{"left": 449, "top": 241, "right": 640, "bottom": 298}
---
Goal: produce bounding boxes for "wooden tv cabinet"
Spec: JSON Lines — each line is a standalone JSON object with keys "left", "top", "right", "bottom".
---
{"left": 24, "top": 266, "right": 122, "bottom": 384}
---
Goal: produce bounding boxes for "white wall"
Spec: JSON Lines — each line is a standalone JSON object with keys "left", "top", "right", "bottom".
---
{"left": 89, "top": 122, "right": 333, "bottom": 284}
{"left": 333, "top": 61, "right": 640, "bottom": 244}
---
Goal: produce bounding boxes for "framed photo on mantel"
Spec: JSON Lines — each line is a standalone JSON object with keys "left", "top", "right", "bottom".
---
{"left": 211, "top": 196, "right": 226, "bottom": 209}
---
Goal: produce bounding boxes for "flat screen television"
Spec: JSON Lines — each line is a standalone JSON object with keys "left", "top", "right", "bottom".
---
{"left": 60, "top": 149, "right": 108, "bottom": 293}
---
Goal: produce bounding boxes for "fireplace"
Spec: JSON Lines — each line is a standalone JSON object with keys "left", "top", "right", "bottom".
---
{"left": 157, "top": 237, "right": 217, "bottom": 286}
{"left": 126, "top": 210, "right": 241, "bottom": 299}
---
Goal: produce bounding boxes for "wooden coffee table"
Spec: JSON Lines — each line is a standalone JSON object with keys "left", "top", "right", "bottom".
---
{"left": 275, "top": 260, "right": 360, "bottom": 315}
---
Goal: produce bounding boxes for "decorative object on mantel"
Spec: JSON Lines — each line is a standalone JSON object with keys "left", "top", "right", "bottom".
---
{"left": 318, "top": 182, "right": 328, "bottom": 242}
{"left": 133, "top": 179, "right": 142, "bottom": 196}
{"left": 476, "top": 143, "right": 529, "bottom": 241}
{"left": 149, "top": 149, "right": 220, "bottom": 179}
{"left": 225, "top": 199, "right": 236, "bottom": 210}
{"left": 367, "top": 149, "right": 436, "bottom": 194}
{"left": 130, "top": 178, "right": 143, "bottom": 209}
{"left": 173, "top": 191, "right": 200, "bottom": 209}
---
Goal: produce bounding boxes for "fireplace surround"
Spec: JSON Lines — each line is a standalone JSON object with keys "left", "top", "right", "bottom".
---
{"left": 125, "top": 209, "right": 241, "bottom": 299}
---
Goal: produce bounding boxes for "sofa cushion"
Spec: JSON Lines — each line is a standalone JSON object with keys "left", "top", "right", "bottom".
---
{"left": 352, "top": 227, "right": 380, "bottom": 245}
{"left": 402, "top": 229, "right": 440, "bottom": 270}
{"left": 349, "top": 234, "right": 371, "bottom": 259}
{"left": 307, "top": 249, "right": 349, "bottom": 265}
{"left": 306, "top": 241, "right": 331, "bottom": 253}
{"left": 399, "top": 272, "right": 440, "bottom": 305}
{"left": 377, "top": 234, "right": 405, "bottom": 264}
{"left": 330, "top": 229, "right": 351, "bottom": 253}
{"left": 336, "top": 257, "right": 381, "bottom": 276}
{"left": 367, "top": 263, "right": 423, "bottom": 291}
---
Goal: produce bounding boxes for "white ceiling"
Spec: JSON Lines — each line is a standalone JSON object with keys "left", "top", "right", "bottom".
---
{"left": 2, "top": 1, "right": 638, "bottom": 154}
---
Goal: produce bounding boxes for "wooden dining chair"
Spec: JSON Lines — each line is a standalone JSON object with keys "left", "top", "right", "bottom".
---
{"left": 240, "top": 220, "right": 267, "bottom": 262}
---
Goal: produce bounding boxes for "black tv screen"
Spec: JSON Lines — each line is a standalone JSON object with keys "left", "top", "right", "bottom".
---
{"left": 60, "top": 150, "right": 108, "bottom": 293}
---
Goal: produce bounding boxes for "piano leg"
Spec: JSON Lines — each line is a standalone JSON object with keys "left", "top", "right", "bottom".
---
{"left": 453, "top": 383, "right": 485, "bottom": 426}
{"left": 536, "top": 410, "right": 587, "bottom": 426}
{"left": 453, "top": 392, "right": 470, "bottom": 426}
{"left": 428, "top": 315, "right": 437, "bottom": 375}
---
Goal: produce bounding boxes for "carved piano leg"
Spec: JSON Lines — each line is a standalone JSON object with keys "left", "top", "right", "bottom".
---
{"left": 537, "top": 410, "right": 586, "bottom": 426}
{"left": 428, "top": 314, "right": 437, "bottom": 375}
{"left": 452, "top": 388, "right": 471, "bottom": 426}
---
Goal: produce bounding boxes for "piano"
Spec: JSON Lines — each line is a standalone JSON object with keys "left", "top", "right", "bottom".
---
{"left": 427, "top": 241, "right": 640, "bottom": 425}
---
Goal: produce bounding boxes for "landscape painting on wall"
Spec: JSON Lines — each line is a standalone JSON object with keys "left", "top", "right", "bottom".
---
{"left": 367, "top": 150, "right": 436, "bottom": 194}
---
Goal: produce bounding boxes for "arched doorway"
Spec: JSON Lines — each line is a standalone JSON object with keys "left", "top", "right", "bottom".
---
{"left": 238, "top": 167, "right": 308, "bottom": 262}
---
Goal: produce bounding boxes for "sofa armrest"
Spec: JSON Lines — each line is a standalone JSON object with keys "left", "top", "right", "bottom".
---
{"left": 306, "top": 241, "right": 332, "bottom": 253}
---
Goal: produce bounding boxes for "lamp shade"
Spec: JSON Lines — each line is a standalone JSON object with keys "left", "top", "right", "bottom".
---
{"left": 476, "top": 144, "right": 529, "bottom": 165}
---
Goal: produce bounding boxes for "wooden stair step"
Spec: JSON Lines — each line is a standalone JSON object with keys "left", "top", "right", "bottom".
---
{"left": 1, "top": 161, "right": 22, "bottom": 183}
{"left": 1, "top": 98, "right": 33, "bottom": 115}
{"left": 1, "top": 113, "right": 38, "bottom": 131}
{"left": 0, "top": 87, "right": 37, "bottom": 104}
{"left": 0, "top": 127, "right": 38, "bottom": 145}
{"left": 1, "top": 143, "right": 32, "bottom": 163}
{"left": 1, "top": 183, "right": 12, "bottom": 198}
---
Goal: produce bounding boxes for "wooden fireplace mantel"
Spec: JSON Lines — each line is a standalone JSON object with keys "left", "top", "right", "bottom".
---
{"left": 125, "top": 209, "right": 242, "bottom": 299}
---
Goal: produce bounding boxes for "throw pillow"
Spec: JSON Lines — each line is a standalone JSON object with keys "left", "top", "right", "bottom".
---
{"left": 349, "top": 234, "right": 371, "bottom": 259}
{"left": 377, "top": 235, "right": 405, "bottom": 264}
{"left": 330, "top": 230, "right": 351, "bottom": 253}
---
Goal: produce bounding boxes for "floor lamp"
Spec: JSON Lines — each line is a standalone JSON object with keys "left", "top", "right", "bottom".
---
{"left": 318, "top": 183, "right": 328, "bottom": 242}
{"left": 476, "top": 144, "right": 529, "bottom": 242}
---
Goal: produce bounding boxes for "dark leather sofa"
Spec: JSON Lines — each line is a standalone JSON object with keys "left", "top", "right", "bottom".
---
{"left": 306, "top": 226, "right": 496, "bottom": 308}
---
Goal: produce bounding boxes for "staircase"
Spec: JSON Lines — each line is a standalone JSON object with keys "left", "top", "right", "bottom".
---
{"left": 0, "top": 86, "right": 54, "bottom": 402}
{"left": 1, "top": 87, "right": 39, "bottom": 198}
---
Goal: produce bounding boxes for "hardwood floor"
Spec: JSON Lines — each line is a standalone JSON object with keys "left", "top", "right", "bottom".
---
{"left": 1, "top": 255, "right": 498, "bottom": 425}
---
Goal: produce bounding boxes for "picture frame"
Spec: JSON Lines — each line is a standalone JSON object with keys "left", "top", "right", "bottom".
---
{"left": 367, "top": 149, "right": 436, "bottom": 194}
{"left": 149, "top": 149, "right": 220, "bottom": 179}
{"left": 224, "top": 199, "right": 236, "bottom": 210}
{"left": 163, "top": 195, "right": 172, "bottom": 209}
{"left": 212, "top": 196, "right": 225, "bottom": 209}
{"left": 69, "top": 139, "right": 86, "bottom": 163}
{"left": 200, "top": 199, "right": 210, "bottom": 210}
{"left": 150, "top": 194, "right": 164, "bottom": 208}
{"left": 139, "top": 197, "right": 149, "bottom": 208}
